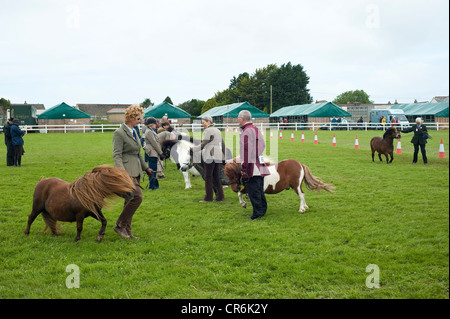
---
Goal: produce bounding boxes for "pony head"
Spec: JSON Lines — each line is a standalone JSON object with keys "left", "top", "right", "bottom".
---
{"left": 383, "top": 127, "right": 400, "bottom": 140}
{"left": 162, "top": 139, "right": 194, "bottom": 172}
{"left": 224, "top": 161, "right": 243, "bottom": 193}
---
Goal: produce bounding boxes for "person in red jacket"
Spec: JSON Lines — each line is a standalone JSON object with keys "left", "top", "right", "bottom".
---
{"left": 238, "top": 110, "right": 270, "bottom": 220}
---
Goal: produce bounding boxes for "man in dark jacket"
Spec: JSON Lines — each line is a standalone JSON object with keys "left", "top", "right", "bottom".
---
{"left": 401, "top": 117, "right": 428, "bottom": 164}
{"left": 3, "top": 118, "right": 14, "bottom": 166}
{"left": 238, "top": 110, "right": 270, "bottom": 220}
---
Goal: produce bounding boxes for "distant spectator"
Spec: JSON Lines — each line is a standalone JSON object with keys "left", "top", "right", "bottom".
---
{"left": 143, "top": 117, "right": 163, "bottom": 190}
{"left": 401, "top": 117, "right": 429, "bottom": 165}
{"left": 3, "top": 118, "right": 14, "bottom": 166}
{"left": 10, "top": 119, "right": 26, "bottom": 167}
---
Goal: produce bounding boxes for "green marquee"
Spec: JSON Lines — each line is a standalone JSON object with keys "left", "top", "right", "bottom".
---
{"left": 198, "top": 102, "right": 269, "bottom": 118}
{"left": 144, "top": 102, "right": 191, "bottom": 119}
{"left": 270, "top": 102, "right": 352, "bottom": 118}
{"left": 38, "top": 102, "right": 91, "bottom": 119}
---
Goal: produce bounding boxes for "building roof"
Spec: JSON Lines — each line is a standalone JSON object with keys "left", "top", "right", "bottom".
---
{"left": 396, "top": 102, "right": 449, "bottom": 117}
{"left": 77, "top": 104, "right": 132, "bottom": 116}
{"left": 431, "top": 96, "right": 449, "bottom": 103}
{"left": 198, "top": 102, "right": 269, "bottom": 118}
{"left": 38, "top": 102, "right": 91, "bottom": 119}
{"left": 11, "top": 103, "right": 45, "bottom": 110}
{"left": 270, "top": 102, "right": 352, "bottom": 118}
{"left": 144, "top": 102, "right": 191, "bottom": 119}
{"left": 107, "top": 108, "right": 126, "bottom": 114}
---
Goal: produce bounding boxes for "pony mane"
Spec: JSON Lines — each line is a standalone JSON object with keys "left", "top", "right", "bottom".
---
{"left": 383, "top": 127, "right": 397, "bottom": 139}
{"left": 224, "top": 162, "right": 242, "bottom": 181}
{"left": 69, "top": 165, "right": 135, "bottom": 218}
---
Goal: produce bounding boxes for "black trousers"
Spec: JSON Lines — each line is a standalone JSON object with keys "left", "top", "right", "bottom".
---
{"left": 5, "top": 140, "right": 14, "bottom": 166}
{"left": 246, "top": 176, "right": 267, "bottom": 219}
{"left": 203, "top": 161, "right": 224, "bottom": 201}
{"left": 413, "top": 143, "right": 427, "bottom": 164}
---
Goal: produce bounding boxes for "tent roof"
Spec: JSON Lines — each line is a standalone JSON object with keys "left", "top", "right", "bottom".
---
{"left": 38, "top": 102, "right": 91, "bottom": 119}
{"left": 198, "top": 102, "right": 269, "bottom": 118}
{"left": 144, "top": 102, "right": 191, "bottom": 118}
{"left": 395, "top": 102, "right": 449, "bottom": 117}
{"left": 270, "top": 102, "right": 352, "bottom": 118}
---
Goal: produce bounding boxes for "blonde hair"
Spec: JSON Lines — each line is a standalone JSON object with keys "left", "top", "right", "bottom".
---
{"left": 125, "top": 104, "right": 144, "bottom": 124}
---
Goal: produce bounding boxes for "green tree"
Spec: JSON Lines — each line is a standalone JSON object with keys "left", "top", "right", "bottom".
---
{"left": 268, "top": 62, "right": 312, "bottom": 112}
{"left": 140, "top": 98, "right": 154, "bottom": 109}
{"left": 178, "top": 99, "right": 205, "bottom": 116}
{"left": 201, "top": 98, "right": 218, "bottom": 114}
{"left": 207, "top": 62, "right": 312, "bottom": 113}
{"left": 163, "top": 96, "right": 173, "bottom": 104}
{"left": 333, "top": 90, "right": 373, "bottom": 104}
{"left": 0, "top": 97, "right": 11, "bottom": 124}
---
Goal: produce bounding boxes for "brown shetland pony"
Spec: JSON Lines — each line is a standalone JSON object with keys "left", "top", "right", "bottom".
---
{"left": 370, "top": 127, "right": 400, "bottom": 164}
{"left": 224, "top": 159, "right": 335, "bottom": 213}
{"left": 23, "top": 165, "right": 135, "bottom": 242}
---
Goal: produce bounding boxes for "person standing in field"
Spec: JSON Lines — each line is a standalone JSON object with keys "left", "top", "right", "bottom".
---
{"left": 10, "top": 119, "right": 26, "bottom": 167}
{"left": 401, "top": 117, "right": 429, "bottom": 165}
{"left": 237, "top": 110, "right": 270, "bottom": 220}
{"left": 193, "top": 115, "right": 225, "bottom": 203}
{"left": 143, "top": 117, "right": 163, "bottom": 190}
{"left": 113, "top": 104, "right": 153, "bottom": 239}
{"left": 3, "top": 118, "right": 14, "bottom": 166}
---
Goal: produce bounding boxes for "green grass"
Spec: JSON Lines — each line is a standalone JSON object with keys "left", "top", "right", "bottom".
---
{"left": 0, "top": 130, "right": 448, "bottom": 298}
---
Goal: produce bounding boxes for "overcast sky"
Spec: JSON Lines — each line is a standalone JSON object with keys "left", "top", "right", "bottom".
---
{"left": 1, "top": 0, "right": 448, "bottom": 108}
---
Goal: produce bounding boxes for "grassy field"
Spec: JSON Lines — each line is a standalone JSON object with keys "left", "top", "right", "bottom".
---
{"left": 0, "top": 129, "right": 448, "bottom": 299}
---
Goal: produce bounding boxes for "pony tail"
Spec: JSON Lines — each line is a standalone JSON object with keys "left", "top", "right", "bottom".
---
{"left": 41, "top": 211, "right": 60, "bottom": 235}
{"left": 301, "top": 164, "right": 335, "bottom": 193}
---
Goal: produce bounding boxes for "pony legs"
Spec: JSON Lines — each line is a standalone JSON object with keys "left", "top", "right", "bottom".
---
{"left": 238, "top": 191, "right": 247, "bottom": 208}
{"left": 23, "top": 208, "right": 42, "bottom": 235}
{"left": 296, "top": 168, "right": 309, "bottom": 213}
{"left": 95, "top": 210, "right": 107, "bottom": 242}
{"left": 182, "top": 171, "right": 192, "bottom": 189}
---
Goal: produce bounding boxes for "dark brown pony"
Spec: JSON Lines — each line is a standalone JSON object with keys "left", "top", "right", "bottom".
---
{"left": 23, "top": 165, "right": 135, "bottom": 242}
{"left": 370, "top": 127, "right": 400, "bottom": 164}
{"left": 224, "top": 159, "right": 335, "bottom": 213}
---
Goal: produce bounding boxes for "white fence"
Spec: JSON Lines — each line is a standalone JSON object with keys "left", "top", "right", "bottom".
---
{"left": 19, "top": 122, "right": 449, "bottom": 133}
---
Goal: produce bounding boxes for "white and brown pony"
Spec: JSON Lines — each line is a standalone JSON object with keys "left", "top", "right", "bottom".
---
{"left": 224, "top": 159, "right": 335, "bottom": 213}
{"left": 23, "top": 165, "right": 135, "bottom": 242}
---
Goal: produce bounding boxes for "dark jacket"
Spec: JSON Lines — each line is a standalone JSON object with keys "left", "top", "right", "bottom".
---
{"left": 10, "top": 124, "right": 25, "bottom": 146}
{"left": 402, "top": 124, "right": 428, "bottom": 145}
{"left": 240, "top": 122, "right": 270, "bottom": 178}
{"left": 3, "top": 122, "right": 12, "bottom": 144}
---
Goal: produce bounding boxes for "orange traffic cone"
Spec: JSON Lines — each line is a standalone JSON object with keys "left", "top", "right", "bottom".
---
{"left": 226, "top": 126, "right": 229, "bottom": 134}
{"left": 290, "top": 131, "right": 294, "bottom": 141}
{"left": 354, "top": 135, "right": 360, "bottom": 149}
{"left": 270, "top": 131, "right": 273, "bottom": 139}
{"left": 438, "top": 139, "right": 446, "bottom": 158}
{"left": 396, "top": 138, "right": 402, "bottom": 154}
{"left": 314, "top": 132, "right": 318, "bottom": 144}
{"left": 332, "top": 134, "right": 337, "bottom": 147}
{"left": 279, "top": 131, "right": 283, "bottom": 140}
{"left": 301, "top": 131, "right": 305, "bottom": 143}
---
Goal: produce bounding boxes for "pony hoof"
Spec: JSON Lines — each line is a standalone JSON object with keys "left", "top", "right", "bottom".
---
{"left": 23, "top": 230, "right": 29, "bottom": 235}
{"left": 97, "top": 235, "right": 103, "bottom": 242}
{"left": 242, "top": 203, "right": 247, "bottom": 209}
